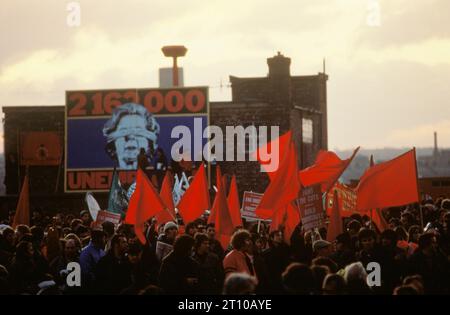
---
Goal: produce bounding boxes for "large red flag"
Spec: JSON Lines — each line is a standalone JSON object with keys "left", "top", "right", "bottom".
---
{"left": 254, "top": 130, "right": 292, "bottom": 180}
{"left": 125, "top": 169, "right": 166, "bottom": 244}
{"left": 356, "top": 149, "right": 419, "bottom": 211}
{"left": 211, "top": 166, "right": 234, "bottom": 249}
{"left": 299, "top": 147, "right": 360, "bottom": 193}
{"left": 366, "top": 155, "right": 389, "bottom": 232}
{"left": 327, "top": 190, "right": 343, "bottom": 242}
{"left": 178, "top": 163, "right": 210, "bottom": 224}
{"left": 156, "top": 171, "right": 177, "bottom": 224}
{"left": 227, "top": 175, "right": 243, "bottom": 227}
{"left": 256, "top": 140, "right": 300, "bottom": 220}
{"left": 13, "top": 174, "right": 30, "bottom": 229}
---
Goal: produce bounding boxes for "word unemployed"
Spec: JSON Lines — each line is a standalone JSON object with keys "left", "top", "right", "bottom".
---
{"left": 171, "top": 118, "right": 280, "bottom": 172}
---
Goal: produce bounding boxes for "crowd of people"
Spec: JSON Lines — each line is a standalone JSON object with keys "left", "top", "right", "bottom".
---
{"left": 0, "top": 196, "right": 450, "bottom": 295}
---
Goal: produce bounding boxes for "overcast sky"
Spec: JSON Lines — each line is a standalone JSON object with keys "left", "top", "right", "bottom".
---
{"left": 1, "top": 0, "right": 449, "bottom": 152}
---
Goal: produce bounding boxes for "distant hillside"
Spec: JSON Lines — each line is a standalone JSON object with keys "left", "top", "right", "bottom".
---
{"left": 336, "top": 147, "right": 450, "bottom": 183}
{"left": 334, "top": 147, "right": 435, "bottom": 161}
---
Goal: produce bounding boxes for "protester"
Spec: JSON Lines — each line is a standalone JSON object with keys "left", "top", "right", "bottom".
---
{"left": 281, "top": 263, "right": 315, "bottom": 295}
{"left": 155, "top": 221, "right": 178, "bottom": 262}
{"left": 1, "top": 160, "right": 450, "bottom": 296}
{"left": 79, "top": 229, "right": 106, "bottom": 292}
{"left": 222, "top": 272, "right": 257, "bottom": 295}
{"left": 262, "top": 230, "right": 290, "bottom": 294}
{"left": 158, "top": 234, "right": 200, "bottom": 294}
{"left": 322, "top": 273, "right": 346, "bottom": 295}
{"left": 192, "top": 233, "right": 224, "bottom": 294}
{"left": 206, "top": 223, "right": 224, "bottom": 260}
{"left": 223, "top": 230, "right": 256, "bottom": 281}
{"left": 94, "top": 234, "right": 131, "bottom": 294}
{"left": 407, "top": 232, "right": 450, "bottom": 294}
{"left": 7, "top": 240, "right": 47, "bottom": 294}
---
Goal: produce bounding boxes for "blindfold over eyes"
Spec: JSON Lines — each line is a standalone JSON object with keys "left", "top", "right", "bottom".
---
{"left": 106, "top": 128, "right": 158, "bottom": 143}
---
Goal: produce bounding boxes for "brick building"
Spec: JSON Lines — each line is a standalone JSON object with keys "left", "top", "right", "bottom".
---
{"left": 1, "top": 53, "right": 328, "bottom": 212}
{"left": 211, "top": 52, "right": 328, "bottom": 195}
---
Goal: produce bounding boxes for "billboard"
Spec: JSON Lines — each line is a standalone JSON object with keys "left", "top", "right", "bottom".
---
{"left": 65, "top": 87, "right": 208, "bottom": 192}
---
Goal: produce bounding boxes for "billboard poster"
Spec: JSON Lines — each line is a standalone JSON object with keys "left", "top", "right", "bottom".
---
{"left": 241, "top": 191, "right": 265, "bottom": 221}
{"left": 65, "top": 87, "right": 208, "bottom": 192}
{"left": 295, "top": 184, "right": 324, "bottom": 231}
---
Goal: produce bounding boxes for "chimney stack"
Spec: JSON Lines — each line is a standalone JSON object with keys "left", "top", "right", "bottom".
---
{"left": 267, "top": 51, "right": 291, "bottom": 78}
{"left": 433, "top": 131, "right": 439, "bottom": 158}
{"left": 267, "top": 52, "right": 292, "bottom": 105}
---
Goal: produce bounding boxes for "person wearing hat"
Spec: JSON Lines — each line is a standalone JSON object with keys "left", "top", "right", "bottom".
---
{"left": 155, "top": 221, "right": 178, "bottom": 262}
{"left": 313, "top": 239, "right": 333, "bottom": 258}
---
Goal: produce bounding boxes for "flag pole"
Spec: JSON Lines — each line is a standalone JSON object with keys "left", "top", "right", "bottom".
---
{"left": 413, "top": 147, "right": 424, "bottom": 230}
{"left": 369, "top": 155, "right": 376, "bottom": 230}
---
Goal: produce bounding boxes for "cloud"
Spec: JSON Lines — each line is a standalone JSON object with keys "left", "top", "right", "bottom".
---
{"left": 1, "top": 0, "right": 450, "bottom": 151}
{"left": 356, "top": 0, "right": 450, "bottom": 48}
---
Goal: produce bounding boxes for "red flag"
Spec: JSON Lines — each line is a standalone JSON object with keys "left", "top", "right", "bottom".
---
{"left": 254, "top": 130, "right": 292, "bottom": 180}
{"left": 327, "top": 190, "right": 343, "bottom": 242}
{"left": 125, "top": 169, "right": 165, "bottom": 244}
{"left": 227, "top": 175, "right": 243, "bottom": 227}
{"left": 356, "top": 149, "right": 419, "bottom": 211}
{"left": 256, "top": 140, "right": 300, "bottom": 220}
{"left": 269, "top": 202, "right": 301, "bottom": 244}
{"left": 371, "top": 208, "right": 389, "bottom": 232}
{"left": 156, "top": 171, "right": 177, "bottom": 224}
{"left": 178, "top": 163, "right": 210, "bottom": 224}
{"left": 13, "top": 174, "right": 30, "bottom": 229}
{"left": 299, "top": 147, "right": 360, "bottom": 193}
{"left": 366, "top": 155, "right": 389, "bottom": 232}
{"left": 211, "top": 166, "right": 234, "bottom": 249}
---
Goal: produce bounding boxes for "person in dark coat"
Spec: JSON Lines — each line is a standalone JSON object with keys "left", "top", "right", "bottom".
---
{"left": 262, "top": 230, "right": 291, "bottom": 294}
{"left": 192, "top": 233, "right": 224, "bottom": 294}
{"left": 329, "top": 232, "right": 356, "bottom": 270}
{"left": 407, "top": 232, "right": 450, "bottom": 294}
{"left": 94, "top": 234, "right": 132, "bottom": 294}
{"left": 206, "top": 223, "right": 224, "bottom": 260}
{"left": 7, "top": 240, "right": 47, "bottom": 294}
{"left": 158, "top": 235, "right": 200, "bottom": 294}
{"left": 0, "top": 226, "right": 15, "bottom": 268}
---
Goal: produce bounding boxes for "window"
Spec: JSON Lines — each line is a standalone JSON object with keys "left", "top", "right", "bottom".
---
{"left": 302, "top": 118, "right": 313, "bottom": 144}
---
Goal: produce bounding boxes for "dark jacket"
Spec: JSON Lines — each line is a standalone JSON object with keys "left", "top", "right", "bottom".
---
{"left": 209, "top": 238, "right": 224, "bottom": 261}
{"left": 158, "top": 251, "right": 200, "bottom": 294}
{"left": 94, "top": 252, "right": 132, "bottom": 294}
{"left": 262, "top": 243, "right": 291, "bottom": 294}
{"left": 192, "top": 251, "right": 224, "bottom": 294}
{"left": 408, "top": 249, "right": 450, "bottom": 294}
